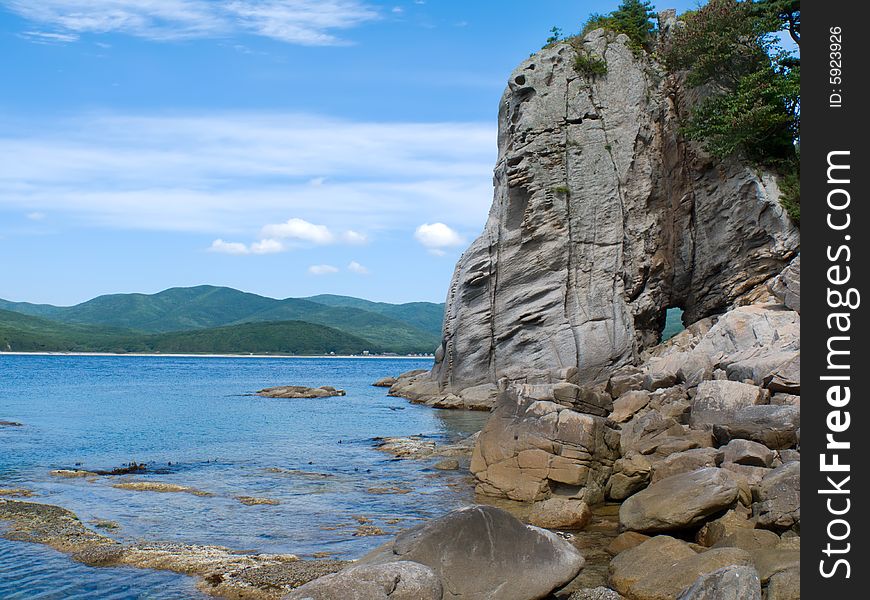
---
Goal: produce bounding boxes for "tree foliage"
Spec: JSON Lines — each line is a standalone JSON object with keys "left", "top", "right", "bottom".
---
{"left": 583, "top": 0, "right": 657, "bottom": 52}
{"left": 662, "top": 0, "right": 800, "bottom": 223}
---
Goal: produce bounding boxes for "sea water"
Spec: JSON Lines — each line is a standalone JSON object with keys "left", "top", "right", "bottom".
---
{"left": 0, "top": 355, "right": 487, "bottom": 598}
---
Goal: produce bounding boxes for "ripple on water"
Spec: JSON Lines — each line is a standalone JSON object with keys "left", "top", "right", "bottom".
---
{"left": 0, "top": 537, "right": 209, "bottom": 600}
{"left": 0, "top": 355, "right": 490, "bottom": 597}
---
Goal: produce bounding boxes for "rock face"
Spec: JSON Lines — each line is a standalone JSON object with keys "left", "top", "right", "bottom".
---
{"left": 361, "top": 505, "right": 585, "bottom": 600}
{"left": 421, "top": 28, "right": 797, "bottom": 396}
{"left": 470, "top": 385, "right": 620, "bottom": 502}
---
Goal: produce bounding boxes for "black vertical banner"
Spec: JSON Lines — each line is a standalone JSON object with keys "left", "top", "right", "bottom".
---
{"left": 803, "top": 1, "right": 870, "bottom": 597}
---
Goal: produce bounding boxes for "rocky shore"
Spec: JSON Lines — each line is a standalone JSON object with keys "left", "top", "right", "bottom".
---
{"left": 1, "top": 11, "right": 801, "bottom": 600}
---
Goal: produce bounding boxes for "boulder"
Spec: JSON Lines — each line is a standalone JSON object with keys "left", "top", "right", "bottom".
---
{"left": 711, "top": 529, "right": 780, "bottom": 552}
{"left": 606, "top": 454, "right": 652, "bottom": 501}
{"left": 768, "top": 255, "right": 800, "bottom": 313}
{"left": 748, "top": 548, "right": 800, "bottom": 584}
{"left": 620, "top": 468, "right": 739, "bottom": 533}
{"left": 372, "top": 377, "right": 398, "bottom": 388}
{"left": 752, "top": 462, "right": 800, "bottom": 530}
{"left": 676, "top": 565, "right": 762, "bottom": 600}
{"left": 528, "top": 497, "right": 591, "bottom": 529}
{"left": 471, "top": 386, "right": 620, "bottom": 503}
{"left": 623, "top": 548, "right": 753, "bottom": 600}
{"left": 721, "top": 440, "right": 774, "bottom": 468}
{"left": 649, "top": 448, "right": 720, "bottom": 484}
{"left": 606, "top": 531, "right": 650, "bottom": 556}
{"left": 607, "top": 368, "right": 646, "bottom": 398}
{"left": 619, "top": 410, "right": 683, "bottom": 456}
{"left": 609, "top": 391, "right": 650, "bottom": 423}
{"left": 720, "top": 462, "right": 770, "bottom": 487}
{"left": 764, "top": 354, "right": 800, "bottom": 394}
{"left": 568, "top": 588, "right": 626, "bottom": 600}
{"left": 765, "top": 567, "right": 800, "bottom": 600}
{"left": 689, "top": 381, "right": 767, "bottom": 428}
{"left": 695, "top": 508, "right": 756, "bottom": 547}
{"left": 608, "top": 536, "right": 696, "bottom": 594}
{"left": 362, "top": 505, "right": 585, "bottom": 600}
{"left": 283, "top": 561, "right": 442, "bottom": 600}
{"left": 712, "top": 405, "right": 799, "bottom": 450}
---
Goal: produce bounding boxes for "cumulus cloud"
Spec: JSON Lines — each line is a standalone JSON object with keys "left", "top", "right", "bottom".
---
{"left": 261, "top": 218, "right": 335, "bottom": 245}
{"left": 342, "top": 230, "right": 368, "bottom": 245}
{"left": 209, "top": 239, "right": 250, "bottom": 255}
{"left": 3, "top": 0, "right": 379, "bottom": 46}
{"left": 208, "top": 237, "right": 284, "bottom": 255}
{"left": 347, "top": 260, "right": 369, "bottom": 274}
{"left": 414, "top": 222, "right": 464, "bottom": 255}
{"left": 308, "top": 264, "right": 339, "bottom": 275}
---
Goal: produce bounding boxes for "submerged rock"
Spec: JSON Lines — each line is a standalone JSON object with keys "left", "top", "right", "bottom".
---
{"left": 0, "top": 499, "right": 346, "bottom": 598}
{"left": 112, "top": 481, "right": 212, "bottom": 496}
{"left": 257, "top": 385, "right": 346, "bottom": 398}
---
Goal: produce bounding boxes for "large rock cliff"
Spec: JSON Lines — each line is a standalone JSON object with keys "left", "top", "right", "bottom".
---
{"left": 425, "top": 26, "right": 798, "bottom": 396}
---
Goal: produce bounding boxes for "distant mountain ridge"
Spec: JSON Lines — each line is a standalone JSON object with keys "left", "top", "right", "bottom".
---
{"left": 0, "top": 287, "right": 445, "bottom": 355}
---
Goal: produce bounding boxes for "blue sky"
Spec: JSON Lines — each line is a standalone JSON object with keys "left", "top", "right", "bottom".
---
{"left": 0, "top": 0, "right": 696, "bottom": 306}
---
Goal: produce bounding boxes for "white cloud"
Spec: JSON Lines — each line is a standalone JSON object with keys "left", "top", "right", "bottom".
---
{"left": 308, "top": 264, "right": 339, "bottom": 275}
{"left": 249, "top": 238, "right": 284, "bottom": 254}
{"left": 342, "top": 230, "right": 368, "bottom": 245}
{"left": 19, "top": 30, "right": 80, "bottom": 43}
{"left": 0, "top": 112, "right": 495, "bottom": 241}
{"left": 3, "top": 0, "right": 379, "bottom": 46}
{"left": 209, "top": 237, "right": 283, "bottom": 255}
{"left": 347, "top": 260, "right": 369, "bottom": 274}
{"left": 414, "top": 222, "right": 464, "bottom": 254}
{"left": 261, "top": 217, "right": 335, "bottom": 245}
{"left": 209, "top": 238, "right": 250, "bottom": 255}
{"left": 26, "top": 212, "right": 46, "bottom": 221}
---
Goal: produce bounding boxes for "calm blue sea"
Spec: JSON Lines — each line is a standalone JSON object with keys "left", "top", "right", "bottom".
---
{"left": 0, "top": 355, "right": 487, "bottom": 599}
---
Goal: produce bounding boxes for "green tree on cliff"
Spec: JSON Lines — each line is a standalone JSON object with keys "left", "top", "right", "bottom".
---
{"left": 583, "top": 0, "right": 658, "bottom": 51}
{"left": 662, "top": 0, "right": 800, "bottom": 223}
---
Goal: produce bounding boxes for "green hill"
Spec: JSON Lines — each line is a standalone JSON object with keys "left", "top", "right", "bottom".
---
{"left": 303, "top": 294, "right": 444, "bottom": 336}
{"left": 0, "top": 287, "right": 445, "bottom": 354}
{"left": 0, "top": 310, "right": 385, "bottom": 355}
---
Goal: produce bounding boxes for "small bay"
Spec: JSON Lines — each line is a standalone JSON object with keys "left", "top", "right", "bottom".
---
{"left": 0, "top": 354, "right": 487, "bottom": 598}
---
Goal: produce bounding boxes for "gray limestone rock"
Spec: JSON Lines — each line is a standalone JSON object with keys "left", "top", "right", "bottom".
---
{"left": 420, "top": 30, "right": 797, "bottom": 395}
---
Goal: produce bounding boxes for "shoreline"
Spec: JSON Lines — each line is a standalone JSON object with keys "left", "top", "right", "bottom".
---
{"left": 0, "top": 352, "right": 434, "bottom": 360}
